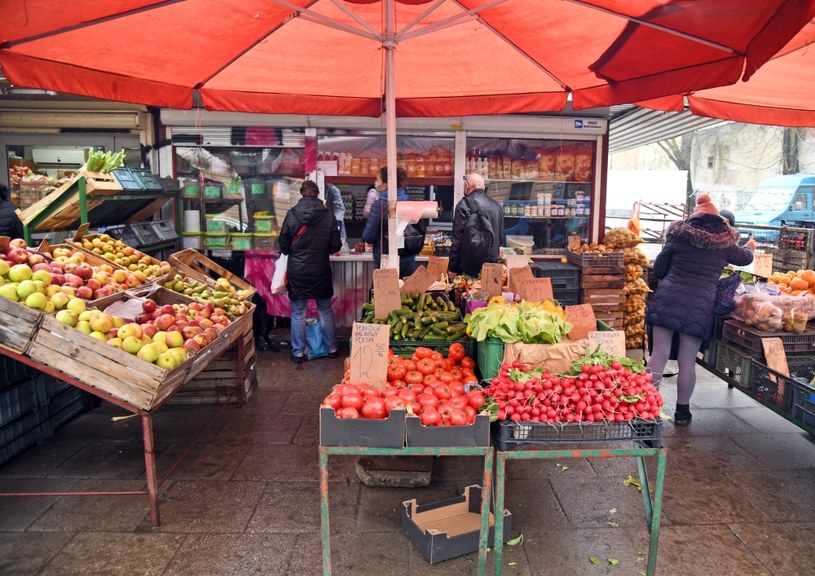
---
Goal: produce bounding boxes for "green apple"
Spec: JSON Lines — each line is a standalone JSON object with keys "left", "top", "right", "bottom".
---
{"left": 44, "top": 300, "right": 55, "bottom": 314}
{"left": 50, "top": 291, "right": 70, "bottom": 310}
{"left": 75, "top": 320, "right": 92, "bottom": 335}
{"left": 16, "top": 280, "right": 37, "bottom": 300}
{"left": 55, "top": 309, "right": 78, "bottom": 327}
{"left": 106, "top": 337, "right": 123, "bottom": 348}
{"left": 152, "top": 341, "right": 169, "bottom": 355}
{"left": 0, "top": 260, "right": 9, "bottom": 277}
{"left": 117, "top": 323, "right": 143, "bottom": 340}
{"left": 155, "top": 351, "right": 178, "bottom": 369}
{"left": 121, "top": 336, "right": 143, "bottom": 354}
{"left": 78, "top": 309, "right": 94, "bottom": 322}
{"left": 66, "top": 297, "right": 87, "bottom": 315}
{"left": 0, "top": 282, "right": 20, "bottom": 302}
{"left": 165, "top": 331, "right": 184, "bottom": 349}
{"left": 89, "top": 312, "right": 114, "bottom": 334}
{"left": 31, "top": 270, "right": 52, "bottom": 285}
{"left": 8, "top": 264, "right": 32, "bottom": 282}
{"left": 89, "top": 331, "right": 107, "bottom": 342}
{"left": 168, "top": 347, "right": 186, "bottom": 364}
{"left": 137, "top": 343, "right": 159, "bottom": 363}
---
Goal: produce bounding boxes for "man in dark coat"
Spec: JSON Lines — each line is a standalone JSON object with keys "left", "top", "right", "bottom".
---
{"left": 0, "top": 184, "right": 24, "bottom": 239}
{"left": 278, "top": 180, "right": 342, "bottom": 363}
{"left": 448, "top": 172, "right": 505, "bottom": 279}
{"left": 646, "top": 193, "right": 755, "bottom": 425}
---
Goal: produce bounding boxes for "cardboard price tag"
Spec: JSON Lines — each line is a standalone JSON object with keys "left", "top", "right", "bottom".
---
{"left": 567, "top": 235, "right": 581, "bottom": 251}
{"left": 565, "top": 304, "right": 595, "bottom": 340}
{"left": 524, "top": 277, "right": 553, "bottom": 302}
{"left": 401, "top": 265, "right": 435, "bottom": 294}
{"left": 427, "top": 256, "right": 449, "bottom": 281}
{"left": 37, "top": 238, "right": 49, "bottom": 253}
{"left": 72, "top": 223, "right": 91, "bottom": 242}
{"left": 373, "top": 268, "right": 401, "bottom": 319}
{"left": 588, "top": 330, "right": 626, "bottom": 358}
{"left": 349, "top": 322, "right": 390, "bottom": 388}
{"left": 753, "top": 253, "right": 772, "bottom": 277}
{"left": 481, "top": 263, "right": 504, "bottom": 298}
{"left": 505, "top": 254, "right": 528, "bottom": 271}
{"left": 509, "top": 266, "right": 534, "bottom": 296}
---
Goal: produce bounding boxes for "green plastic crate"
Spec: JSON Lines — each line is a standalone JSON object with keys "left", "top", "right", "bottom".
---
{"left": 477, "top": 338, "right": 504, "bottom": 382}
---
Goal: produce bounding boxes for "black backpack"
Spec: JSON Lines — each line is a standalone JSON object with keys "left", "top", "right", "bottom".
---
{"left": 382, "top": 218, "right": 428, "bottom": 256}
{"left": 461, "top": 195, "right": 495, "bottom": 267}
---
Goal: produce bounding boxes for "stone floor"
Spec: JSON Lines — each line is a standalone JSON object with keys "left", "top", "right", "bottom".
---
{"left": 1, "top": 345, "right": 814, "bottom": 576}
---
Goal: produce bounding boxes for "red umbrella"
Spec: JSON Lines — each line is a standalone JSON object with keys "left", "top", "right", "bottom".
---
{"left": 639, "top": 19, "right": 815, "bottom": 127}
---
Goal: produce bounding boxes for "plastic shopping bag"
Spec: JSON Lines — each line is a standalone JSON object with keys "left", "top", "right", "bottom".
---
{"left": 305, "top": 318, "right": 328, "bottom": 360}
{"left": 271, "top": 254, "right": 288, "bottom": 295}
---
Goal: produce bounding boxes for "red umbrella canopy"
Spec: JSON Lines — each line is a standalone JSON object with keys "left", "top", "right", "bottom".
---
{"left": 1, "top": 0, "right": 813, "bottom": 116}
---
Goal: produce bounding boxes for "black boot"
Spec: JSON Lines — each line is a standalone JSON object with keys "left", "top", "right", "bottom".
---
{"left": 674, "top": 403, "right": 692, "bottom": 426}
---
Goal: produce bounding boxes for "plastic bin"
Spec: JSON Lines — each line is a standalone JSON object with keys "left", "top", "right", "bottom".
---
{"left": 181, "top": 232, "right": 202, "bottom": 250}
{"left": 229, "top": 233, "right": 253, "bottom": 251}
{"left": 254, "top": 215, "right": 274, "bottom": 232}
{"left": 721, "top": 318, "right": 815, "bottom": 359}
{"left": 223, "top": 183, "right": 243, "bottom": 199}
{"left": 506, "top": 235, "right": 534, "bottom": 255}
{"left": 477, "top": 338, "right": 505, "bottom": 382}
{"left": 253, "top": 233, "right": 277, "bottom": 251}
{"left": 790, "top": 379, "right": 815, "bottom": 429}
{"left": 493, "top": 418, "right": 663, "bottom": 451}
{"left": 205, "top": 215, "right": 226, "bottom": 232}
{"left": 204, "top": 232, "right": 228, "bottom": 249}
{"left": 202, "top": 183, "right": 222, "bottom": 199}
{"left": 245, "top": 178, "right": 267, "bottom": 197}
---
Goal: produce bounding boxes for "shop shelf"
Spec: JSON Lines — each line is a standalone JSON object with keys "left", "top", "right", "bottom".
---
{"left": 493, "top": 418, "right": 663, "bottom": 451}
{"left": 721, "top": 319, "right": 815, "bottom": 359}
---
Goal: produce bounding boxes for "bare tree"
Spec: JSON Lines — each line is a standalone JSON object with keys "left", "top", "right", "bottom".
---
{"left": 657, "top": 133, "right": 695, "bottom": 211}
{"left": 782, "top": 127, "right": 800, "bottom": 174}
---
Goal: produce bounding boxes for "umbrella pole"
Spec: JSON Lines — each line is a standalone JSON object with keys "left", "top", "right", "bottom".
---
{"left": 385, "top": 0, "right": 399, "bottom": 275}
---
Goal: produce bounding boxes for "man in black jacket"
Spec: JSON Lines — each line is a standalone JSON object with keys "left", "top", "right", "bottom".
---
{"left": 278, "top": 180, "right": 342, "bottom": 363}
{"left": 0, "top": 184, "right": 24, "bottom": 240}
{"left": 448, "top": 172, "right": 504, "bottom": 279}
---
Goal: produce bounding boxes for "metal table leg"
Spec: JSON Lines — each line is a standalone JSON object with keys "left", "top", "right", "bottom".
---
{"left": 142, "top": 413, "right": 160, "bottom": 526}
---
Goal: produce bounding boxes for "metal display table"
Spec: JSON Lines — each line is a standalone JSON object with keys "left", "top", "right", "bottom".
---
{"left": 493, "top": 441, "right": 666, "bottom": 576}
{"left": 318, "top": 445, "right": 495, "bottom": 576}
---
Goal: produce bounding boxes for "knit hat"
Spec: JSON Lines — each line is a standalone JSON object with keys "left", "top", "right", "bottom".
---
{"left": 694, "top": 193, "right": 719, "bottom": 216}
{"left": 720, "top": 209, "right": 735, "bottom": 226}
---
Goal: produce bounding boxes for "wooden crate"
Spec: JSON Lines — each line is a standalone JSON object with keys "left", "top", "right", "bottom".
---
{"left": 67, "top": 232, "right": 169, "bottom": 282}
{"left": 80, "top": 170, "right": 122, "bottom": 194}
{"left": 567, "top": 250, "right": 625, "bottom": 272}
{"left": 168, "top": 248, "right": 255, "bottom": 299}
{"left": 39, "top": 242, "right": 126, "bottom": 271}
{"left": 0, "top": 297, "right": 44, "bottom": 354}
{"left": 580, "top": 273, "right": 625, "bottom": 289}
{"left": 169, "top": 327, "right": 257, "bottom": 405}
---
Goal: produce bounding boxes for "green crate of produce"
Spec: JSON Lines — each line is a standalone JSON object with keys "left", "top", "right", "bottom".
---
{"left": 386, "top": 339, "right": 476, "bottom": 360}
{"left": 203, "top": 183, "right": 222, "bottom": 199}
{"left": 254, "top": 215, "right": 274, "bottom": 232}
{"left": 230, "top": 233, "right": 253, "bottom": 251}
{"left": 204, "top": 232, "right": 228, "bottom": 249}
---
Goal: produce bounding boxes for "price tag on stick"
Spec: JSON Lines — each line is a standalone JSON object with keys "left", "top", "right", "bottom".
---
{"left": 481, "top": 263, "right": 504, "bottom": 298}
{"left": 565, "top": 304, "right": 596, "bottom": 340}
{"left": 509, "top": 266, "right": 534, "bottom": 296}
{"left": 524, "top": 277, "right": 553, "bottom": 302}
{"left": 373, "top": 268, "right": 401, "bottom": 319}
{"left": 427, "top": 256, "right": 448, "bottom": 281}
{"left": 589, "top": 330, "right": 626, "bottom": 358}
{"left": 401, "top": 266, "right": 434, "bottom": 294}
{"left": 349, "top": 322, "right": 390, "bottom": 389}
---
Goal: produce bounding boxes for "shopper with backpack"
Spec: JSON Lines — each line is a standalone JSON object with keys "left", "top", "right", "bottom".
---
{"left": 448, "top": 172, "right": 504, "bottom": 279}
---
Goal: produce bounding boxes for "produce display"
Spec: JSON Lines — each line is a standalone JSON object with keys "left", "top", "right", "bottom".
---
{"left": 73, "top": 234, "right": 171, "bottom": 280}
{"left": 483, "top": 348, "right": 663, "bottom": 424}
{"left": 323, "top": 344, "right": 484, "bottom": 426}
{"left": 163, "top": 272, "right": 253, "bottom": 316}
{"left": 83, "top": 148, "right": 126, "bottom": 173}
{"left": 603, "top": 227, "right": 650, "bottom": 348}
{"left": 465, "top": 298, "right": 572, "bottom": 344}
{"left": 732, "top": 282, "right": 815, "bottom": 332}
{"left": 359, "top": 292, "right": 467, "bottom": 342}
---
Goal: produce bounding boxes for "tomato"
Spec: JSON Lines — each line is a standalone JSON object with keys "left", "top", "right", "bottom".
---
{"left": 448, "top": 342, "right": 466, "bottom": 362}
{"left": 387, "top": 361, "right": 407, "bottom": 381}
{"left": 381, "top": 387, "right": 399, "bottom": 398}
{"left": 413, "top": 347, "right": 433, "bottom": 360}
{"left": 437, "top": 371, "right": 454, "bottom": 384}
{"left": 404, "top": 371, "right": 424, "bottom": 385}
{"left": 417, "top": 393, "right": 440, "bottom": 409}
{"left": 338, "top": 383, "right": 361, "bottom": 395}
{"left": 468, "top": 391, "right": 486, "bottom": 410}
{"left": 397, "top": 388, "right": 417, "bottom": 403}
{"left": 430, "top": 351, "right": 443, "bottom": 361}
{"left": 419, "top": 407, "right": 441, "bottom": 426}
{"left": 450, "top": 381, "right": 466, "bottom": 396}
{"left": 384, "top": 396, "right": 406, "bottom": 413}
{"left": 424, "top": 373, "right": 440, "bottom": 385}
{"left": 361, "top": 397, "right": 387, "bottom": 419}
{"left": 437, "top": 404, "right": 454, "bottom": 424}
{"left": 460, "top": 357, "right": 476, "bottom": 371}
{"left": 449, "top": 366, "right": 464, "bottom": 380}
{"left": 409, "top": 383, "right": 425, "bottom": 395}
{"left": 403, "top": 359, "right": 416, "bottom": 372}
{"left": 434, "top": 384, "right": 452, "bottom": 400}
{"left": 448, "top": 408, "right": 469, "bottom": 426}
{"left": 322, "top": 394, "right": 342, "bottom": 410}
{"left": 358, "top": 383, "right": 380, "bottom": 398}
{"left": 337, "top": 407, "right": 359, "bottom": 419}
{"left": 463, "top": 405, "right": 477, "bottom": 421}
{"left": 448, "top": 396, "right": 467, "bottom": 410}
{"left": 341, "top": 392, "right": 363, "bottom": 410}
{"left": 389, "top": 379, "right": 405, "bottom": 389}
{"left": 416, "top": 358, "right": 436, "bottom": 375}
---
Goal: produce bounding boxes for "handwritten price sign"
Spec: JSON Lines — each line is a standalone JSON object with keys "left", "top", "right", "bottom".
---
{"left": 350, "top": 322, "right": 390, "bottom": 388}
{"left": 373, "top": 268, "right": 401, "bottom": 319}
{"left": 481, "top": 263, "right": 504, "bottom": 298}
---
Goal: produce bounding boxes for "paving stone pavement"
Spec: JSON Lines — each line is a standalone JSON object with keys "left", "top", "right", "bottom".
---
{"left": 1, "top": 346, "right": 814, "bottom": 575}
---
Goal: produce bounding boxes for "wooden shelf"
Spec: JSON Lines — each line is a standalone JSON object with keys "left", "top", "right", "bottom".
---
{"left": 488, "top": 178, "right": 592, "bottom": 185}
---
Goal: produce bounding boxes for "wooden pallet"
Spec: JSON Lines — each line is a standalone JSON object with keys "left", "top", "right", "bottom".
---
{"left": 170, "top": 328, "right": 257, "bottom": 405}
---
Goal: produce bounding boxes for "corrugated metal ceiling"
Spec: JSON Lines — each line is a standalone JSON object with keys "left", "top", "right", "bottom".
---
{"left": 607, "top": 104, "right": 724, "bottom": 154}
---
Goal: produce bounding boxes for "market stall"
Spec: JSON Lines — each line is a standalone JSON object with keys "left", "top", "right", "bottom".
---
{"left": 0, "top": 233, "right": 257, "bottom": 525}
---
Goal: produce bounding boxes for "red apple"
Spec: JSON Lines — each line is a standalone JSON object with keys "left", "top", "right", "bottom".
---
{"left": 189, "top": 302, "right": 203, "bottom": 312}
{"left": 142, "top": 324, "right": 158, "bottom": 338}
{"left": 8, "top": 238, "right": 28, "bottom": 249}
{"left": 155, "top": 314, "right": 176, "bottom": 331}
{"left": 74, "top": 263, "right": 93, "bottom": 280}
{"left": 27, "top": 253, "right": 46, "bottom": 266}
{"left": 142, "top": 299, "right": 157, "bottom": 314}
{"left": 160, "top": 304, "right": 175, "bottom": 316}
{"left": 182, "top": 325, "right": 203, "bottom": 340}
{"left": 175, "top": 319, "right": 188, "bottom": 331}
{"left": 85, "top": 278, "right": 102, "bottom": 292}
{"left": 192, "top": 333, "right": 211, "bottom": 348}
{"left": 6, "top": 248, "right": 29, "bottom": 264}
{"left": 183, "top": 338, "right": 202, "bottom": 353}
{"left": 75, "top": 285, "right": 94, "bottom": 300}
{"left": 203, "top": 327, "right": 219, "bottom": 342}
{"left": 63, "top": 262, "right": 78, "bottom": 275}
{"left": 63, "top": 273, "right": 84, "bottom": 288}
{"left": 198, "top": 318, "right": 214, "bottom": 329}
{"left": 31, "top": 262, "right": 51, "bottom": 273}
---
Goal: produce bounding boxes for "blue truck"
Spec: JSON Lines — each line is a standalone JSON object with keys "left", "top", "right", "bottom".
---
{"left": 736, "top": 174, "right": 815, "bottom": 229}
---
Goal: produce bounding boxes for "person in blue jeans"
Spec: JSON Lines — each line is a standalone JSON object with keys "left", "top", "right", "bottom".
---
{"left": 278, "top": 180, "right": 342, "bottom": 363}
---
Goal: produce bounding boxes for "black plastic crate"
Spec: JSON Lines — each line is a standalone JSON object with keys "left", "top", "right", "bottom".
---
{"left": 0, "top": 425, "right": 43, "bottom": 466}
{"left": 48, "top": 397, "right": 87, "bottom": 431}
{"left": 721, "top": 319, "right": 815, "bottom": 359}
{"left": 532, "top": 262, "right": 580, "bottom": 286}
{"left": 790, "top": 379, "right": 815, "bottom": 430}
{"left": 0, "top": 355, "right": 38, "bottom": 390}
{"left": 0, "top": 377, "right": 43, "bottom": 428}
{"left": 47, "top": 385, "right": 86, "bottom": 417}
{"left": 715, "top": 342, "right": 753, "bottom": 388}
{"left": 0, "top": 410, "right": 42, "bottom": 449}
{"left": 748, "top": 358, "right": 815, "bottom": 411}
{"left": 553, "top": 288, "right": 581, "bottom": 306}
{"left": 493, "top": 418, "right": 663, "bottom": 451}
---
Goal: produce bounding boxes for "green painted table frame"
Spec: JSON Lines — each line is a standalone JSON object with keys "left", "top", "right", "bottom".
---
{"left": 493, "top": 446, "right": 666, "bottom": 576}
{"left": 319, "top": 445, "right": 495, "bottom": 576}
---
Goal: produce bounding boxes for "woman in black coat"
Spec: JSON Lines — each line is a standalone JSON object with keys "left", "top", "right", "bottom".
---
{"left": 646, "top": 194, "right": 755, "bottom": 425}
{"left": 278, "top": 180, "right": 342, "bottom": 363}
